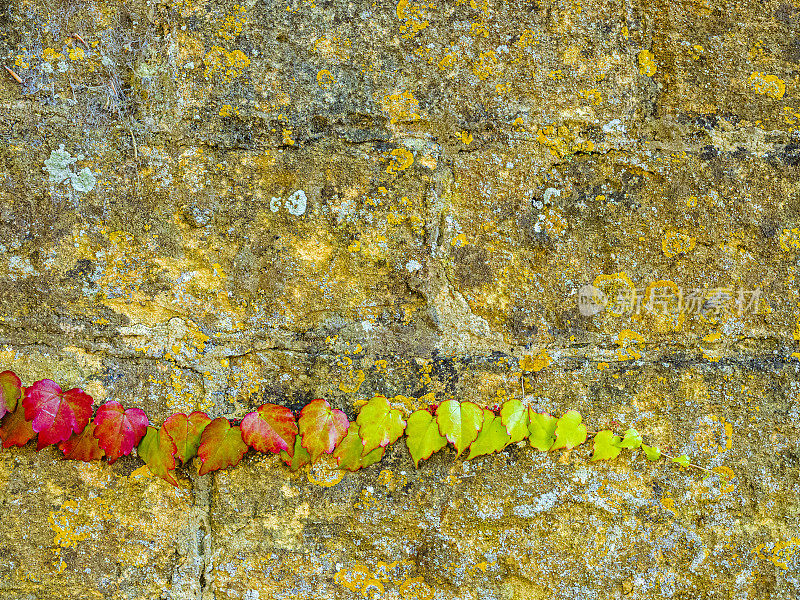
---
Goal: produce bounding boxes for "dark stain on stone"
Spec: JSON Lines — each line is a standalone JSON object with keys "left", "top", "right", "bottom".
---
{"left": 452, "top": 244, "right": 492, "bottom": 288}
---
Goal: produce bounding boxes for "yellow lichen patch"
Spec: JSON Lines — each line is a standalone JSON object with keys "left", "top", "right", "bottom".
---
{"left": 313, "top": 35, "right": 351, "bottom": 62}
{"left": 396, "top": 0, "right": 429, "bottom": 38}
{"left": 641, "top": 280, "right": 685, "bottom": 332}
{"left": 749, "top": 72, "right": 786, "bottom": 99}
{"left": 316, "top": 68, "right": 334, "bottom": 87}
{"left": 593, "top": 272, "right": 636, "bottom": 317}
{"left": 779, "top": 228, "right": 800, "bottom": 251}
{"left": 67, "top": 46, "right": 85, "bottom": 61}
{"left": 661, "top": 230, "right": 696, "bottom": 257}
{"left": 219, "top": 104, "right": 239, "bottom": 117}
{"left": 49, "top": 501, "right": 91, "bottom": 548}
{"left": 694, "top": 413, "right": 734, "bottom": 454}
{"left": 335, "top": 564, "right": 374, "bottom": 592}
{"left": 339, "top": 368, "right": 365, "bottom": 393}
{"left": 536, "top": 124, "right": 581, "bottom": 158}
{"left": 382, "top": 91, "right": 421, "bottom": 124}
{"left": 616, "top": 329, "right": 644, "bottom": 360}
{"left": 217, "top": 5, "right": 246, "bottom": 41}
{"left": 42, "top": 47, "right": 64, "bottom": 61}
{"left": 388, "top": 392, "right": 434, "bottom": 415}
{"left": 753, "top": 538, "right": 800, "bottom": 570}
{"left": 472, "top": 51, "right": 497, "bottom": 80}
{"left": 460, "top": 131, "right": 473, "bottom": 145}
{"left": 578, "top": 88, "right": 602, "bottom": 105}
{"left": 520, "top": 349, "right": 551, "bottom": 372}
{"left": 203, "top": 46, "right": 250, "bottom": 81}
{"left": 386, "top": 147, "right": 414, "bottom": 173}
{"left": 638, "top": 49, "right": 656, "bottom": 76}
{"left": 517, "top": 29, "right": 539, "bottom": 48}
{"left": 399, "top": 577, "right": 434, "bottom": 599}
{"left": 307, "top": 454, "right": 345, "bottom": 487}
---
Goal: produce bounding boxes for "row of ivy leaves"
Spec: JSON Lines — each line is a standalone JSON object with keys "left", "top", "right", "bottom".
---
{"left": 0, "top": 370, "right": 693, "bottom": 487}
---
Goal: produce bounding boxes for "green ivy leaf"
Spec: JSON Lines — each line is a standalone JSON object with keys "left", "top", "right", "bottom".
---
{"left": 162, "top": 411, "right": 212, "bottom": 464}
{"left": 641, "top": 444, "right": 662, "bottom": 461}
{"left": 0, "top": 370, "right": 22, "bottom": 420}
{"left": 500, "top": 399, "right": 529, "bottom": 444}
{"left": 618, "top": 428, "right": 643, "bottom": 449}
{"left": 591, "top": 430, "right": 622, "bottom": 461}
{"left": 551, "top": 410, "right": 588, "bottom": 450}
{"left": 672, "top": 454, "right": 690, "bottom": 467}
{"left": 138, "top": 426, "right": 178, "bottom": 486}
{"left": 467, "top": 409, "right": 511, "bottom": 459}
{"left": 405, "top": 409, "right": 448, "bottom": 467}
{"left": 355, "top": 395, "right": 406, "bottom": 454}
{"left": 436, "top": 400, "right": 484, "bottom": 456}
{"left": 334, "top": 423, "right": 385, "bottom": 471}
{"left": 528, "top": 410, "right": 558, "bottom": 451}
{"left": 281, "top": 435, "right": 312, "bottom": 471}
{"left": 197, "top": 418, "right": 248, "bottom": 476}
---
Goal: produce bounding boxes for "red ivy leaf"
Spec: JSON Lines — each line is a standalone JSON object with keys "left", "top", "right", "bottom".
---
{"left": 298, "top": 398, "right": 349, "bottom": 461}
{"left": 241, "top": 403, "right": 297, "bottom": 454}
{"left": 93, "top": 401, "right": 148, "bottom": 463}
{"left": 138, "top": 426, "right": 178, "bottom": 486}
{"left": 23, "top": 379, "right": 94, "bottom": 449}
{"left": 0, "top": 370, "right": 22, "bottom": 419}
{"left": 58, "top": 421, "right": 105, "bottom": 462}
{"left": 162, "top": 411, "right": 212, "bottom": 464}
{"left": 197, "top": 418, "right": 248, "bottom": 475}
{"left": 0, "top": 402, "right": 35, "bottom": 448}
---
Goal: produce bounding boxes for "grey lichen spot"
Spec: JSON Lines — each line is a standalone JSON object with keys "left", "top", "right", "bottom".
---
{"left": 43, "top": 144, "right": 96, "bottom": 193}
{"left": 71, "top": 168, "right": 97, "bottom": 192}
{"left": 285, "top": 190, "right": 307, "bottom": 216}
{"left": 44, "top": 144, "right": 77, "bottom": 185}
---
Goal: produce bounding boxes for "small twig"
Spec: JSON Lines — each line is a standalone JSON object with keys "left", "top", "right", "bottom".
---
{"left": 4, "top": 66, "right": 22, "bottom": 84}
{"left": 128, "top": 126, "right": 138, "bottom": 160}
{"left": 520, "top": 373, "right": 525, "bottom": 398}
{"left": 72, "top": 33, "right": 89, "bottom": 50}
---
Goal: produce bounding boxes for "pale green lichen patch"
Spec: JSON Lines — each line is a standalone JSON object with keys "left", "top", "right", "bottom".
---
{"left": 43, "top": 144, "right": 96, "bottom": 192}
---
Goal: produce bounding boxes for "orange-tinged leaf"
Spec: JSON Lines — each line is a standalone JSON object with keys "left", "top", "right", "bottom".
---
{"left": 58, "top": 421, "right": 104, "bottom": 461}
{"left": 0, "top": 370, "right": 22, "bottom": 419}
{"left": 298, "top": 398, "right": 349, "bottom": 461}
{"left": 0, "top": 402, "right": 35, "bottom": 448}
{"left": 281, "top": 435, "right": 312, "bottom": 471}
{"left": 23, "top": 379, "right": 94, "bottom": 449}
{"left": 197, "top": 418, "right": 248, "bottom": 475}
{"left": 241, "top": 403, "right": 297, "bottom": 454}
{"left": 162, "top": 411, "right": 212, "bottom": 464}
{"left": 138, "top": 426, "right": 178, "bottom": 486}
{"left": 93, "top": 401, "right": 148, "bottom": 463}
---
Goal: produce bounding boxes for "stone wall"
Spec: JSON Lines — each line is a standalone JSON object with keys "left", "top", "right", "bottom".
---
{"left": 0, "top": 0, "right": 799, "bottom": 598}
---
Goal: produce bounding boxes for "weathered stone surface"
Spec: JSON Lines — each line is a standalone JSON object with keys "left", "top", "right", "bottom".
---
{"left": 1, "top": 0, "right": 799, "bottom": 597}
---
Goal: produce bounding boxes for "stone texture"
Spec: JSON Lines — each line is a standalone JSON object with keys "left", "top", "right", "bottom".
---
{"left": 0, "top": 0, "right": 799, "bottom": 598}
